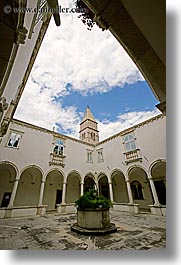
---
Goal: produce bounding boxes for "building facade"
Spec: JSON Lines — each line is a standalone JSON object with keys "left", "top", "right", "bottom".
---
{"left": 0, "top": 107, "right": 166, "bottom": 219}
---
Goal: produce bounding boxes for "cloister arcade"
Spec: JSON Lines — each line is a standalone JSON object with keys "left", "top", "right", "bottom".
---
{"left": 0, "top": 160, "right": 166, "bottom": 218}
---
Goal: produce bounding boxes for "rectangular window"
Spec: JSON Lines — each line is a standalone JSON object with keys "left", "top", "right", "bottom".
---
{"left": 97, "top": 148, "right": 104, "bottom": 163}
{"left": 86, "top": 150, "right": 93, "bottom": 163}
{"left": 7, "top": 131, "right": 23, "bottom": 149}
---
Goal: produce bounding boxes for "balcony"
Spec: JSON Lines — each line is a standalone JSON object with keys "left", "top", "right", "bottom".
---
{"left": 49, "top": 153, "right": 66, "bottom": 167}
{"left": 124, "top": 149, "right": 142, "bottom": 165}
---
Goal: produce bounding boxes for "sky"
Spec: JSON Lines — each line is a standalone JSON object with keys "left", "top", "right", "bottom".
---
{"left": 14, "top": 0, "right": 160, "bottom": 141}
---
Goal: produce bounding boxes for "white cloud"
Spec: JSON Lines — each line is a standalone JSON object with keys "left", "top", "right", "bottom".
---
{"left": 15, "top": 79, "right": 160, "bottom": 141}
{"left": 29, "top": 0, "right": 144, "bottom": 97}
{"left": 15, "top": 78, "right": 81, "bottom": 138}
{"left": 98, "top": 109, "right": 161, "bottom": 141}
{"left": 15, "top": 0, "right": 158, "bottom": 142}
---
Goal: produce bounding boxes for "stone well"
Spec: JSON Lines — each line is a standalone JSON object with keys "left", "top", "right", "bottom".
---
{"left": 71, "top": 208, "right": 117, "bottom": 235}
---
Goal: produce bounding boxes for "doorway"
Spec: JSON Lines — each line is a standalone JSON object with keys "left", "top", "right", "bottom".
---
{"left": 55, "top": 190, "right": 62, "bottom": 208}
{"left": 154, "top": 180, "right": 166, "bottom": 205}
{"left": 1, "top": 192, "right": 11, "bottom": 207}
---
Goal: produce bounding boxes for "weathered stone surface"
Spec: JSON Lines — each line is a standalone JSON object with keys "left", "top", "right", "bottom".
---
{"left": 0, "top": 210, "right": 166, "bottom": 250}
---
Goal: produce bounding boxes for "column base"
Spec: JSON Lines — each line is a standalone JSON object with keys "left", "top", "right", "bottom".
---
{"left": 113, "top": 203, "right": 139, "bottom": 214}
{"left": 56, "top": 203, "right": 76, "bottom": 214}
{"left": 149, "top": 205, "right": 166, "bottom": 216}
{"left": 36, "top": 205, "right": 47, "bottom": 215}
{"left": 4, "top": 207, "right": 13, "bottom": 218}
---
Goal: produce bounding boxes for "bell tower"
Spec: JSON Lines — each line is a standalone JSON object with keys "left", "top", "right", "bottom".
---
{"left": 79, "top": 106, "right": 99, "bottom": 144}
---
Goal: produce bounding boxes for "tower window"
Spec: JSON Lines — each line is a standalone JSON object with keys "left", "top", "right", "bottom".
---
{"left": 6, "top": 130, "right": 23, "bottom": 148}
{"left": 53, "top": 139, "right": 64, "bottom": 156}
{"left": 131, "top": 181, "right": 144, "bottom": 200}
{"left": 123, "top": 134, "right": 137, "bottom": 152}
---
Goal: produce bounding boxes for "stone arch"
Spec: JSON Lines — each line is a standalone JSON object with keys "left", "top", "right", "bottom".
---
{"left": 66, "top": 171, "right": 81, "bottom": 203}
{"left": 110, "top": 168, "right": 124, "bottom": 179}
{"left": 111, "top": 169, "right": 128, "bottom": 203}
{"left": 97, "top": 171, "right": 109, "bottom": 182}
{"left": 66, "top": 170, "right": 82, "bottom": 183}
{"left": 148, "top": 159, "right": 166, "bottom": 176}
{"left": 127, "top": 165, "right": 147, "bottom": 179}
{"left": 150, "top": 160, "right": 166, "bottom": 205}
{"left": 20, "top": 164, "right": 44, "bottom": 178}
{"left": 14, "top": 165, "right": 43, "bottom": 207}
{"left": 0, "top": 161, "right": 18, "bottom": 207}
{"left": 84, "top": 173, "right": 96, "bottom": 193}
{"left": 0, "top": 161, "right": 19, "bottom": 176}
{"left": 43, "top": 169, "right": 64, "bottom": 211}
{"left": 128, "top": 166, "right": 153, "bottom": 209}
{"left": 98, "top": 173, "right": 109, "bottom": 199}
{"left": 45, "top": 168, "right": 65, "bottom": 182}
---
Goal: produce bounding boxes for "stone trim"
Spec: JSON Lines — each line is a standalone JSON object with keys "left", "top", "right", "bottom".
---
{"left": 12, "top": 114, "right": 164, "bottom": 148}
{"left": 97, "top": 114, "right": 164, "bottom": 145}
{"left": 11, "top": 119, "right": 94, "bottom": 147}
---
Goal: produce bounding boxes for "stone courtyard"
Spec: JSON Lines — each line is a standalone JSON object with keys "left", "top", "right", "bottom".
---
{"left": 0, "top": 210, "right": 166, "bottom": 250}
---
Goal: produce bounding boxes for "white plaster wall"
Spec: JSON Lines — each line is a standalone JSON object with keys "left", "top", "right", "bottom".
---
{"left": 135, "top": 117, "right": 166, "bottom": 167}
{"left": 0, "top": 115, "right": 166, "bottom": 210}
{"left": 0, "top": 122, "right": 53, "bottom": 172}
{"left": 43, "top": 174, "right": 63, "bottom": 210}
{"left": 14, "top": 172, "right": 41, "bottom": 206}
{"left": 112, "top": 175, "right": 128, "bottom": 203}
{"left": 3, "top": 0, "right": 44, "bottom": 105}
{"left": 0, "top": 116, "right": 166, "bottom": 182}
{"left": 95, "top": 116, "right": 166, "bottom": 178}
{"left": 66, "top": 175, "right": 80, "bottom": 203}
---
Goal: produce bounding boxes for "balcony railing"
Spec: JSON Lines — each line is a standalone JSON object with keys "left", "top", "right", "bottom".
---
{"left": 124, "top": 149, "right": 142, "bottom": 164}
{"left": 49, "top": 153, "right": 66, "bottom": 167}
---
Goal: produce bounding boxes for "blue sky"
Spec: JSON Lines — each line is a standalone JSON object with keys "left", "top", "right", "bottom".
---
{"left": 59, "top": 81, "right": 159, "bottom": 122}
{"left": 14, "top": 0, "right": 161, "bottom": 140}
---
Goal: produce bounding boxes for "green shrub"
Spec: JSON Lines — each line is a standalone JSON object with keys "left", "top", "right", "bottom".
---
{"left": 75, "top": 189, "right": 113, "bottom": 210}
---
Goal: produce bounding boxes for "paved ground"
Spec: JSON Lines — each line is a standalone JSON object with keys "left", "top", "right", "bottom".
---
{"left": 0, "top": 210, "right": 166, "bottom": 250}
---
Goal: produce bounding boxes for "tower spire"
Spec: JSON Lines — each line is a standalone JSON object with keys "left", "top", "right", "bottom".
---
{"left": 79, "top": 106, "right": 99, "bottom": 144}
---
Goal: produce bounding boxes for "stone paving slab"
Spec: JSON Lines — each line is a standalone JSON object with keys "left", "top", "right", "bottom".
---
{"left": 0, "top": 210, "right": 166, "bottom": 250}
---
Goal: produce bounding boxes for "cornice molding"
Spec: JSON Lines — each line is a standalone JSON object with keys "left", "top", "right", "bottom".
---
{"left": 96, "top": 114, "right": 164, "bottom": 146}
{"left": 11, "top": 119, "right": 94, "bottom": 147}
{"left": 12, "top": 114, "right": 164, "bottom": 148}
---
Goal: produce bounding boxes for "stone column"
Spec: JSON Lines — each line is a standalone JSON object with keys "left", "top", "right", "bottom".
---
{"left": 38, "top": 180, "right": 45, "bottom": 205}
{"left": 126, "top": 180, "right": 134, "bottom": 204}
{"left": 148, "top": 176, "right": 160, "bottom": 205}
{"left": 108, "top": 181, "right": 114, "bottom": 202}
{"left": 95, "top": 180, "right": 99, "bottom": 196}
{"left": 80, "top": 181, "right": 84, "bottom": 196}
{"left": 8, "top": 178, "right": 19, "bottom": 207}
{"left": 62, "top": 181, "right": 67, "bottom": 204}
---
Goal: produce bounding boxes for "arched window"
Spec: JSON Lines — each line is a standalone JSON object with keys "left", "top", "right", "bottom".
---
{"left": 53, "top": 139, "right": 64, "bottom": 156}
{"left": 131, "top": 181, "right": 144, "bottom": 200}
{"left": 124, "top": 134, "right": 137, "bottom": 152}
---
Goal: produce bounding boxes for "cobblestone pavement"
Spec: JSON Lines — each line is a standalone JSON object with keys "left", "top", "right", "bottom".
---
{"left": 0, "top": 210, "right": 166, "bottom": 250}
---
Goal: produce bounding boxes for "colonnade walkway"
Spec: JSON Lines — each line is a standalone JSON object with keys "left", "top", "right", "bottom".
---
{"left": 0, "top": 210, "right": 166, "bottom": 250}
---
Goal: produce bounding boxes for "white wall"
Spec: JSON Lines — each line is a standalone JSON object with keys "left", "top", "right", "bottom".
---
{"left": 0, "top": 115, "right": 166, "bottom": 209}
{"left": 2, "top": 0, "right": 44, "bottom": 106}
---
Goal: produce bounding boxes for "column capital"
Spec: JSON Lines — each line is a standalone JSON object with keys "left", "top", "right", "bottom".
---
{"left": 63, "top": 181, "right": 67, "bottom": 185}
{"left": 15, "top": 178, "right": 20, "bottom": 182}
{"left": 125, "top": 179, "right": 130, "bottom": 183}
